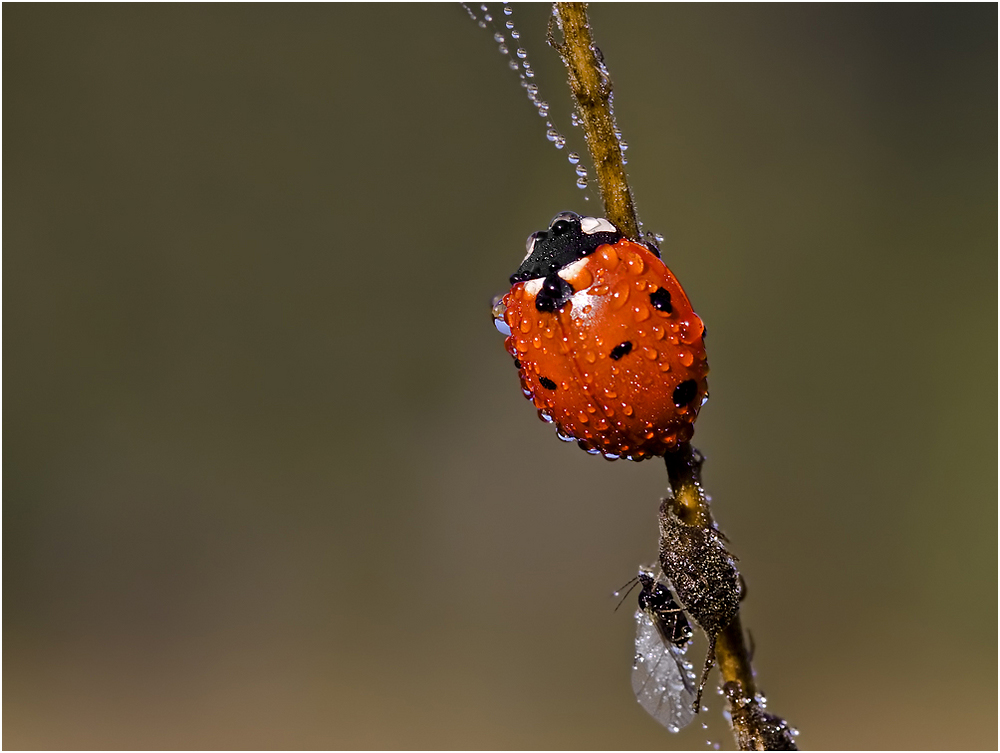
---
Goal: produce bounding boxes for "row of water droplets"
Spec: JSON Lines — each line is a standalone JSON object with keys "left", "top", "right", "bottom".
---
{"left": 463, "top": 4, "right": 672, "bottom": 248}
{"left": 463, "top": 3, "right": 593, "bottom": 195}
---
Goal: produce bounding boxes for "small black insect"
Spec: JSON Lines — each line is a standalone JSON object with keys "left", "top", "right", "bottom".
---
{"left": 637, "top": 570, "right": 694, "bottom": 648}
{"left": 624, "top": 567, "right": 697, "bottom": 733}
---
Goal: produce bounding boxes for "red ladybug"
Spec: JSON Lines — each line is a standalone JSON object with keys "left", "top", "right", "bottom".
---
{"left": 494, "top": 212, "right": 709, "bottom": 461}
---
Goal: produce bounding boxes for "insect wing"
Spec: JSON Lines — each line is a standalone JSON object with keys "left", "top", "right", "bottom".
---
{"left": 632, "top": 588, "right": 697, "bottom": 732}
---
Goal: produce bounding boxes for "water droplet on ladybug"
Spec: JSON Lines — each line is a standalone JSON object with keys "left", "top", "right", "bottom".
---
{"left": 642, "top": 347, "right": 658, "bottom": 360}
{"left": 634, "top": 305, "right": 650, "bottom": 322}
{"left": 610, "top": 282, "right": 631, "bottom": 310}
{"left": 678, "top": 350, "right": 694, "bottom": 367}
{"left": 625, "top": 254, "right": 646, "bottom": 275}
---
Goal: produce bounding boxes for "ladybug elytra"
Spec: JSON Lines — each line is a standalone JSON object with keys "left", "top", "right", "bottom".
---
{"left": 494, "top": 212, "right": 709, "bottom": 461}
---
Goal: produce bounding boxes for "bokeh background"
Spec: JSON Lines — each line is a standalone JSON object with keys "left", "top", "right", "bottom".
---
{"left": 5, "top": 4, "right": 996, "bottom": 749}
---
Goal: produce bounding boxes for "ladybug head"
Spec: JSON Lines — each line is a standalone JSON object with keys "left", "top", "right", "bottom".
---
{"left": 510, "top": 212, "right": 621, "bottom": 285}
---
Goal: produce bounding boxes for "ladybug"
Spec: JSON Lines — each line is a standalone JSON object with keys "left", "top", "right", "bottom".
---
{"left": 493, "top": 212, "right": 708, "bottom": 461}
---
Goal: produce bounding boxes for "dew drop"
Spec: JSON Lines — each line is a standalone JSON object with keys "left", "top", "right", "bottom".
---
{"left": 634, "top": 305, "right": 650, "bottom": 322}
{"left": 576, "top": 176, "right": 588, "bottom": 189}
{"left": 567, "top": 151, "right": 580, "bottom": 165}
{"left": 623, "top": 404, "right": 634, "bottom": 417}
{"left": 516, "top": 48, "right": 527, "bottom": 59}
{"left": 577, "top": 411, "right": 590, "bottom": 424}
{"left": 609, "top": 282, "right": 630, "bottom": 310}
{"left": 678, "top": 350, "right": 694, "bottom": 367}
{"left": 625, "top": 254, "right": 646, "bottom": 275}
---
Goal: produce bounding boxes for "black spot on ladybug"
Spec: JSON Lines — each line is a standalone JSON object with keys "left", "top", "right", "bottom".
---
{"left": 701, "top": 326, "right": 708, "bottom": 340}
{"left": 650, "top": 288, "right": 673, "bottom": 313}
{"left": 513, "top": 358, "right": 521, "bottom": 369}
{"left": 610, "top": 341, "right": 633, "bottom": 360}
{"left": 535, "top": 273, "right": 575, "bottom": 313}
{"left": 539, "top": 376, "right": 557, "bottom": 390}
{"left": 673, "top": 379, "right": 698, "bottom": 406}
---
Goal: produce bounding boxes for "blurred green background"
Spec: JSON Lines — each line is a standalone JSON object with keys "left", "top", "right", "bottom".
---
{"left": 4, "top": 4, "right": 996, "bottom": 749}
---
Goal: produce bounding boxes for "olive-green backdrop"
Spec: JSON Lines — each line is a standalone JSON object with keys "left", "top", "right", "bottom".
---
{"left": 5, "top": 4, "right": 996, "bottom": 749}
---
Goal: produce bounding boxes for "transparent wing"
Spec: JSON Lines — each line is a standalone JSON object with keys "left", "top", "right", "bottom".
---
{"left": 632, "top": 608, "right": 697, "bottom": 732}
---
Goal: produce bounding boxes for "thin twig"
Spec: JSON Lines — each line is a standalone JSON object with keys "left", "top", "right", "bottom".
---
{"left": 549, "top": 4, "right": 796, "bottom": 749}
{"left": 546, "top": 3, "right": 638, "bottom": 240}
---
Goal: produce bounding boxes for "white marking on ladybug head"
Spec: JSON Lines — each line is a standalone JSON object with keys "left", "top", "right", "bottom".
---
{"left": 524, "top": 278, "right": 545, "bottom": 296}
{"left": 580, "top": 216, "right": 617, "bottom": 235}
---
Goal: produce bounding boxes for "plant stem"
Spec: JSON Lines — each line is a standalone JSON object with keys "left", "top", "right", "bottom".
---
{"left": 546, "top": 2, "right": 639, "bottom": 241}
{"left": 549, "top": 4, "right": 796, "bottom": 749}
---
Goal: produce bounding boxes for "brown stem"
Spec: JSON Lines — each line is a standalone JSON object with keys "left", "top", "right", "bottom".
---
{"left": 550, "top": 5, "right": 796, "bottom": 748}
{"left": 547, "top": 2, "right": 639, "bottom": 241}
{"left": 664, "top": 444, "right": 757, "bottom": 697}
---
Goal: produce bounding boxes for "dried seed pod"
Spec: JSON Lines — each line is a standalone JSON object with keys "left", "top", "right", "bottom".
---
{"left": 658, "top": 499, "right": 744, "bottom": 708}
{"left": 658, "top": 501, "right": 742, "bottom": 637}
